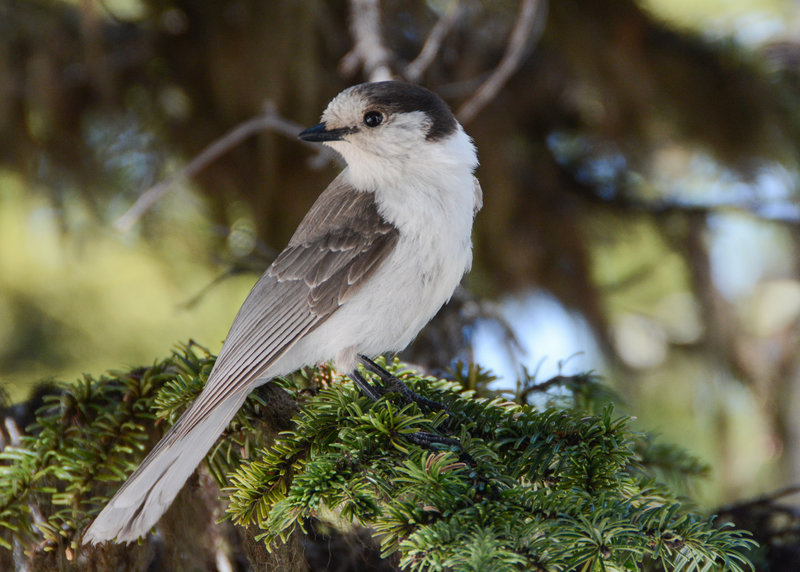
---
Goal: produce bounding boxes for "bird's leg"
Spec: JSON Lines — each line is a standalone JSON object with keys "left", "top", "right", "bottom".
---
{"left": 349, "top": 356, "right": 460, "bottom": 451}
{"left": 358, "top": 355, "right": 446, "bottom": 412}
{"left": 349, "top": 369, "right": 384, "bottom": 402}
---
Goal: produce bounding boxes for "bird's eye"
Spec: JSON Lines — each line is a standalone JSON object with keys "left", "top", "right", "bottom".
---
{"left": 363, "top": 111, "right": 383, "bottom": 128}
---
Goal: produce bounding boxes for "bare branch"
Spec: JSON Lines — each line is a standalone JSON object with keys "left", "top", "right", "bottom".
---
{"left": 719, "top": 483, "right": 800, "bottom": 513}
{"left": 113, "top": 103, "right": 337, "bottom": 232}
{"left": 404, "top": 1, "right": 465, "bottom": 83}
{"left": 457, "top": 0, "right": 547, "bottom": 124}
{"left": 342, "top": 0, "right": 394, "bottom": 82}
{"left": 3, "top": 417, "right": 21, "bottom": 449}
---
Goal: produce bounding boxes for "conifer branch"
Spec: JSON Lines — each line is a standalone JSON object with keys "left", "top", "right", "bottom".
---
{"left": 0, "top": 348, "right": 756, "bottom": 570}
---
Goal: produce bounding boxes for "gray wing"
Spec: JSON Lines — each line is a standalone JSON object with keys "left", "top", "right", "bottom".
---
{"left": 180, "top": 174, "right": 399, "bottom": 429}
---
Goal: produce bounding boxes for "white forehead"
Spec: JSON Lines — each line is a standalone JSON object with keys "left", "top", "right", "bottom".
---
{"left": 321, "top": 86, "right": 370, "bottom": 125}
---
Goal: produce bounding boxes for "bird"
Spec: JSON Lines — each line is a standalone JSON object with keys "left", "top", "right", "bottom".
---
{"left": 83, "top": 80, "right": 482, "bottom": 544}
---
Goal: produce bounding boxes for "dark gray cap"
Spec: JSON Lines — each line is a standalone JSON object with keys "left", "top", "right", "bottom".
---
{"left": 355, "top": 81, "right": 458, "bottom": 141}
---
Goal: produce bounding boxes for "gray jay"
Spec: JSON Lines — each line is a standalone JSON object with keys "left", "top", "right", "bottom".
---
{"left": 83, "top": 81, "right": 482, "bottom": 544}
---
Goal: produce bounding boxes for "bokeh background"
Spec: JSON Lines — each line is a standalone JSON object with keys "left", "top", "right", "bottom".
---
{"left": 3, "top": 0, "right": 800, "bottom": 511}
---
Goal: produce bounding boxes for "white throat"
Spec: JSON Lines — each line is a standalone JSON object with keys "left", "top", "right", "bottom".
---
{"left": 328, "top": 126, "right": 479, "bottom": 233}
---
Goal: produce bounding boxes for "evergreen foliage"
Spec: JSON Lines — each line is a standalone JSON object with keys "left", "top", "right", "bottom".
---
{"left": 226, "top": 360, "right": 755, "bottom": 571}
{"left": 0, "top": 345, "right": 755, "bottom": 570}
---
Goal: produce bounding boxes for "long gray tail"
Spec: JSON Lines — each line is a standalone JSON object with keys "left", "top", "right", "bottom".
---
{"left": 82, "top": 391, "right": 248, "bottom": 544}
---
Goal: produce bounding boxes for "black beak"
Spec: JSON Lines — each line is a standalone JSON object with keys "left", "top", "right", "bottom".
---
{"left": 298, "top": 123, "right": 352, "bottom": 142}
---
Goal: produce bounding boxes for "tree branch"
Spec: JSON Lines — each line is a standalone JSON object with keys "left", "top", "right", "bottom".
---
{"left": 457, "top": 0, "right": 547, "bottom": 124}
{"left": 404, "top": 1, "right": 465, "bottom": 83}
{"left": 719, "top": 483, "right": 800, "bottom": 513}
{"left": 341, "top": 0, "right": 394, "bottom": 82}
{"left": 113, "top": 103, "right": 336, "bottom": 232}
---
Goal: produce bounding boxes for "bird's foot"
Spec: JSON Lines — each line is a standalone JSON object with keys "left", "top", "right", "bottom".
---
{"left": 404, "top": 431, "right": 461, "bottom": 449}
{"left": 349, "top": 356, "right": 460, "bottom": 452}
{"left": 356, "top": 355, "right": 446, "bottom": 412}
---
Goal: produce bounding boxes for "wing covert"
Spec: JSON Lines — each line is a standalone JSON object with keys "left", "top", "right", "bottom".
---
{"left": 179, "top": 175, "right": 399, "bottom": 432}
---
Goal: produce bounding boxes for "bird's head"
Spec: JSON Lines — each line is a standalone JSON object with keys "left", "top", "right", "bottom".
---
{"left": 299, "top": 81, "right": 471, "bottom": 168}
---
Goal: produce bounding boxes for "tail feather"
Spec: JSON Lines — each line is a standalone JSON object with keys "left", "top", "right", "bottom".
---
{"left": 83, "top": 392, "right": 248, "bottom": 544}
